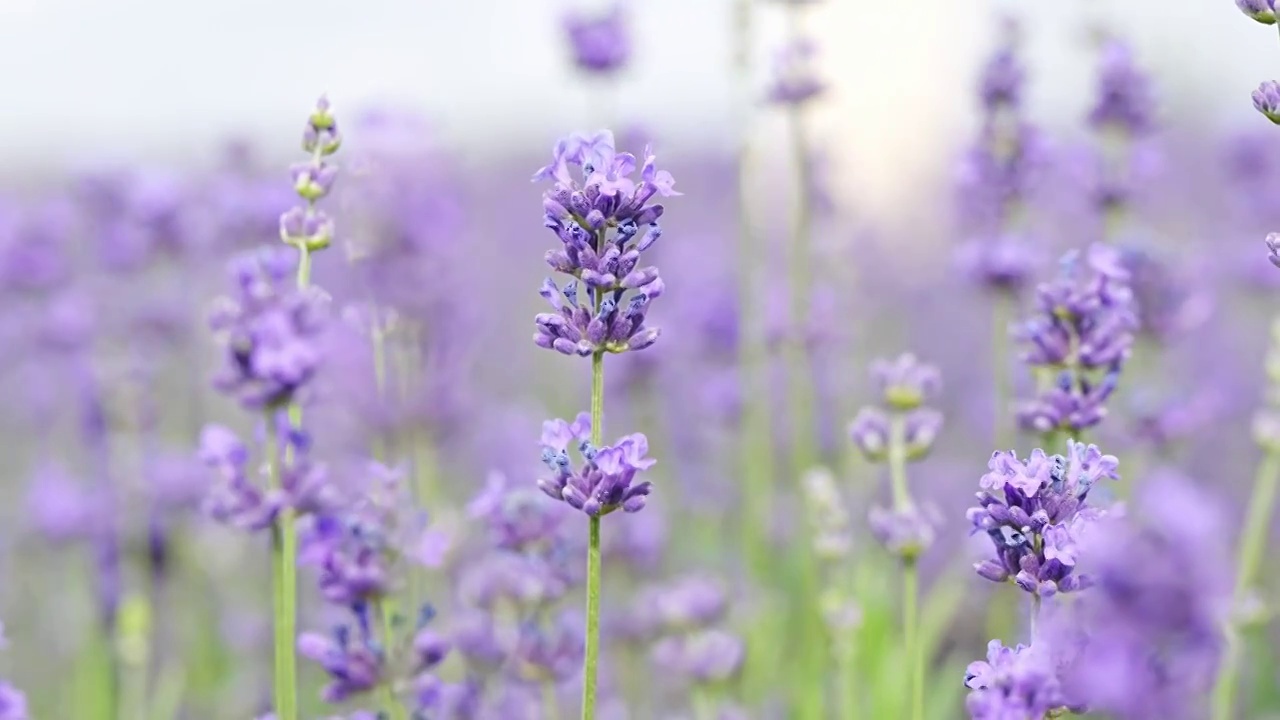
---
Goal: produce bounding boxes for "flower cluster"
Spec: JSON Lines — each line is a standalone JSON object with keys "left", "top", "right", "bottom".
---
{"left": 280, "top": 96, "right": 341, "bottom": 252}
{"left": 198, "top": 422, "right": 339, "bottom": 531}
{"left": 967, "top": 440, "right": 1120, "bottom": 598}
{"left": 848, "top": 354, "right": 943, "bottom": 464}
{"left": 1014, "top": 245, "right": 1136, "bottom": 436}
{"left": 1042, "top": 473, "right": 1229, "bottom": 719}
{"left": 532, "top": 131, "right": 676, "bottom": 357}
{"left": 1088, "top": 40, "right": 1155, "bottom": 136}
{"left": 964, "top": 640, "right": 1075, "bottom": 719}
{"left": 956, "top": 22, "right": 1047, "bottom": 292}
{"left": 537, "top": 412, "right": 655, "bottom": 516}
{"left": 563, "top": 3, "right": 630, "bottom": 75}
{"left": 208, "top": 246, "right": 328, "bottom": 410}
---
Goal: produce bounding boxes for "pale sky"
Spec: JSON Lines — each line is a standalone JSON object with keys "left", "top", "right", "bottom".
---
{"left": 0, "top": 0, "right": 1270, "bottom": 212}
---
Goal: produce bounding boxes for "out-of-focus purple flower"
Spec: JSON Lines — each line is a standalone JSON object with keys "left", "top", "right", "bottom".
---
{"left": 537, "top": 413, "right": 654, "bottom": 516}
{"left": 25, "top": 462, "right": 99, "bottom": 544}
{"left": 1015, "top": 245, "right": 1136, "bottom": 436}
{"left": 297, "top": 619, "right": 385, "bottom": 703}
{"left": 765, "top": 39, "right": 825, "bottom": 106}
{"left": 0, "top": 198, "right": 73, "bottom": 295}
{"left": 1043, "top": 473, "right": 1229, "bottom": 719}
{"left": 849, "top": 355, "right": 944, "bottom": 464}
{"left": 512, "top": 610, "right": 586, "bottom": 683}
{"left": 868, "top": 504, "right": 939, "bottom": 561}
{"left": 208, "top": 246, "right": 328, "bottom": 410}
{"left": 564, "top": 4, "right": 630, "bottom": 74}
{"left": 650, "top": 629, "right": 745, "bottom": 684}
{"left": 956, "top": 232, "right": 1039, "bottom": 293}
{"left": 468, "top": 471, "right": 567, "bottom": 551}
{"left": 871, "top": 353, "right": 941, "bottom": 411}
{"left": 1117, "top": 245, "right": 1211, "bottom": 342}
{"left": 1238, "top": 0, "right": 1278, "bottom": 23}
{"left": 979, "top": 43, "right": 1024, "bottom": 111}
{"left": 968, "top": 440, "right": 1119, "bottom": 597}
{"left": 1088, "top": 40, "right": 1155, "bottom": 135}
{"left": 533, "top": 130, "right": 676, "bottom": 357}
{"left": 0, "top": 683, "right": 28, "bottom": 720}
{"left": 963, "top": 640, "right": 1073, "bottom": 719}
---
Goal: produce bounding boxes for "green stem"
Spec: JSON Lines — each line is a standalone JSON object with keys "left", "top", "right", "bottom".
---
{"left": 904, "top": 561, "right": 923, "bottom": 720}
{"left": 377, "top": 599, "right": 407, "bottom": 720}
{"left": 543, "top": 683, "right": 560, "bottom": 720}
{"left": 888, "top": 414, "right": 910, "bottom": 511}
{"left": 1211, "top": 449, "right": 1280, "bottom": 720}
{"left": 992, "top": 295, "right": 1013, "bottom": 451}
{"left": 786, "top": 101, "right": 817, "bottom": 478}
{"left": 692, "top": 687, "right": 716, "bottom": 720}
{"left": 266, "top": 412, "right": 298, "bottom": 720}
{"left": 1031, "top": 594, "right": 1042, "bottom": 638}
{"left": 582, "top": 349, "right": 604, "bottom": 720}
{"left": 837, "top": 635, "right": 858, "bottom": 720}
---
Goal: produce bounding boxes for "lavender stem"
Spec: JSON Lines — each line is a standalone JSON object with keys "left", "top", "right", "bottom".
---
{"left": 377, "top": 599, "right": 407, "bottom": 720}
{"left": 582, "top": 344, "right": 605, "bottom": 720}
{"left": 265, "top": 409, "right": 298, "bottom": 720}
{"left": 1211, "top": 449, "right": 1280, "bottom": 720}
{"left": 888, "top": 413, "right": 923, "bottom": 720}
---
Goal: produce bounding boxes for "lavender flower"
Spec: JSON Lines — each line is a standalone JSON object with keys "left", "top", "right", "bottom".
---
{"left": 280, "top": 96, "right": 341, "bottom": 253}
{"left": 1238, "top": 0, "right": 1278, "bottom": 23}
{"left": 868, "top": 505, "right": 939, "bottom": 562}
{"left": 967, "top": 440, "right": 1120, "bottom": 597}
{"left": 564, "top": 4, "right": 630, "bottom": 74}
{"left": 208, "top": 246, "right": 328, "bottom": 410}
{"left": 1044, "top": 473, "right": 1228, "bottom": 719}
{"left": 1014, "top": 246, "right": 1136, "bottom": 436}
{"left": 533, "top": 131, "right": 675, "bottom": 356}
{"left": 1088, "top": 40, "right": 1155, "bottom": 135}
{"left": 1255, "top": 81, "right": 1280, "bottom": 125}
{"left": 298, "top": 618, "right": 385, "bottom": 703}
{"left": 849, "top": 355, "right": 944, "bottom": 464}
{"left": 536, "top": 413, "right": 654, "bottom": 516}
{"left": 1267, "top": 232, "right": 1280, "bottom": 267}
{"left": 964, "top": 640, "right": 1073, "bottom": 719}
{"left": 765, "top": 39, "right": 825, "bottom": 106}
{"left": 0, "top": 683, "right": 27, "bottom": 720}
{"left": 651, "top": 629, "right": 745, "bottom": 685}
{"left": 198, "top": 423, "right": 339, "bottom": 530}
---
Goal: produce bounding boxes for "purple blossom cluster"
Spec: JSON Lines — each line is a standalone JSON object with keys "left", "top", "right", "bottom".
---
{"left": 968, "top": 440, "right": 1120, "bottom": 598}
{"left": 1014, "top": 245, "right": 1136, "bottom": 436}
{"left": 964, "top": 640, "right": 1076, "bottom": 719}
{"left": 533, "top": 131, "right": 676, "bottom": 357}
{"left": 563, "top": 3, "right": 630, "bottom": 75}
{"left": 0, "top": 624, "right": 27, "bottom": 720}
{"left": 536, "top": 412, "right": 654, "bottom": 516}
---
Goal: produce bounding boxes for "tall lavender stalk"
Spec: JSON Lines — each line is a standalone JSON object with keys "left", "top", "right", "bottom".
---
{"left": 533, "top": 130, "right": 676, "bottom": 718}
{"left": 1214, "top": 8, "right": 1280, "bottom": 716}
{"left": 956, "top": 20, "right": 1040, "bottom": 449}
{"left": 850, "top": 354, "right": 944, "bottom": 720}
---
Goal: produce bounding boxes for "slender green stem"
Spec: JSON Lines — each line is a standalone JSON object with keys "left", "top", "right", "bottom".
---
{"left": 1211, "top": 449, "right": 1280, "bottom": 720}
{"left": 692, "top": 687, "right": 716, "bottom": 720}
{"left": 837, "top": 635, "right": 858, "bottom": 720}
{"left": 887, "top": 414, "right": 910, "bottom": 511}
{"left": 903, "top": 561, "right": 922, "bottom": 720}
{"left": 785, "top": 102, "right": 817, "bottom": 477}
{"left": 582, "top": 348, "right": 605, "bottom": 720}
{"left": 543, "top": 683, "right": 560, "bottom": 720}
{"left": 377, "top": 599, "right": 407, "bottom": 720}
{"left": 992, "top": 295, "right": 1013, "bottom": 451}
{"left": 1031, "top": 594, "right": 1042, "bottom": 638}
{"left": 266, "top": 411, "right": 298, "bottom": 720}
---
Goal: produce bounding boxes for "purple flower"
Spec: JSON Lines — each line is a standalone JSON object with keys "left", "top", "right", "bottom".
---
{"left": 765, "top": 39, "right": 825, "bottom": 105}
{"left": 651, "top": 629, "right": 745, "bottom": 684}
{"left": 297, "top": 621, "right": 385, "bottom": 703}
{"left": 871, "top": 353, "right": 941, "bottom": 410}
{"left": 868, "top": 505, "right": 939, "bottom": 561}
{"left": 1043, "top": 473, "right": 1229, "bottom": 719}
{"left": 1238, "top": 0, "right": 1278, "bottom": 23}
{"left": 532, "top": 130, "right": 677, "bottom": 357}
{"left": 1088, "top": 40, "right": 1155, "bottom": 135}
{"left": 208, "top": 246, "right": 328, "bottom": 410}
{"left": 537, "top": 417, "right": 655, "bottom": 516}
{"left": 1268, "top": 232, "right": 1280, "bottom": 268}
{"left": 564, "top": 4, "right": 630, "bottom": 74}
{"left": 1014, "top": 246, "right": 1136, "bottom": 436}
{"left": 1256, "top": 81, "right": 1280, "bottom": 125}
{"left": 979, "top": 41, "right": 1024, "bottom": 111}
{"left": 967, "top": 441, "right": 1119, "bottom": 597}
{"left": 512, "top": 610, "right": 586, "bottom": 683}
{"left": 964, "top": 640, "right": 1072, "bottom": 719}
{"left": 0, "top": 683, "right": 27, "bottom": 720}
{"left": 956, "top": 232, "right": 1038, "bottom": 293}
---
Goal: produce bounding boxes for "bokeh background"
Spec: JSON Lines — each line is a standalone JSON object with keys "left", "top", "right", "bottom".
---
{"left": 2, "top": 0, "right": 1280, "bottom": 718}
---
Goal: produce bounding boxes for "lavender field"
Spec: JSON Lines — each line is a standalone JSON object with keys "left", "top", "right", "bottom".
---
{"left": 4, "top": 1, "right": 1280, "bottom": 719}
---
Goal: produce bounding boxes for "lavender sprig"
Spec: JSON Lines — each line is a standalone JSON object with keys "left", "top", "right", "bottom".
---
{"left": 532, "top": 129, "right": 676, "bottom": 720}
{"left": 0, "top": 623, "right": 28, "bottom": 720}
{"left": 849, "top": 353, "right": 943, "bottom": 720}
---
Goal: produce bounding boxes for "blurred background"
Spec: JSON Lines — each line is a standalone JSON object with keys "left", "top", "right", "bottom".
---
{"left": 2, "top": 0, "right": 1280, "bottom": 718}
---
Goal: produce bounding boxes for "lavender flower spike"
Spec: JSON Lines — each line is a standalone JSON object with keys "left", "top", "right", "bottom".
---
{"left": 538, "top": 416, "right": 655, "bottom": 516}
{"left": 532, "top": 131, "right": 676, "bottom": 357}
{"left": 1266, "top": 232, "right": 1280, "bottom": 268}
{"left": 564, "top": 3, "right": 630, "bottom": 74}
{"left": 967, "top": 440, "right": 1119, "bottom": 598}
{"left": 1254, "top": 80, "right": 1280, "bottom": 125}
